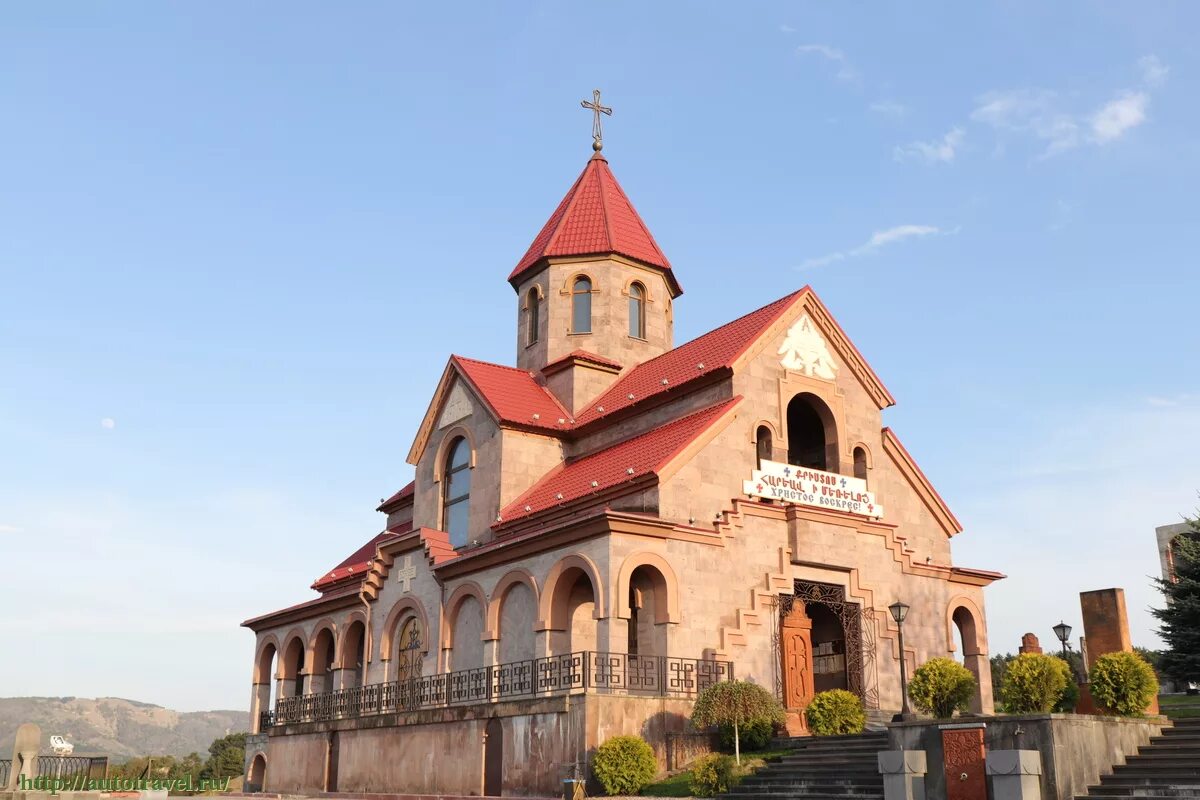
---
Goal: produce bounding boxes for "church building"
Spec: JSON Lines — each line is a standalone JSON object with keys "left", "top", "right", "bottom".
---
{"left": 241, "top": 108, "right": 1002, "bottom": 797}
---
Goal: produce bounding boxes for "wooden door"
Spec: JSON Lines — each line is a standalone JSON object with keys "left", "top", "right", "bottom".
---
{"left": 941, "top": 726, "right": 986, "bottom": 800}
{"left": 484, "top": 716, "right": 503, "bottom": 796}
{"left": 781, "top": 604, "right": 815, "bottom": 710}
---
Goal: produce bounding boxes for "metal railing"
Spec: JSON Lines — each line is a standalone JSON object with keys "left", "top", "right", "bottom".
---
{"left": 0, "top": 756, "right": 108, "bottom": 786}
{"left": 262, "top": 651, "right": 732, "bottom": 729}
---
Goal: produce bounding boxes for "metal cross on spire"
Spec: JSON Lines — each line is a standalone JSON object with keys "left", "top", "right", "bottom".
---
{"left": 580, "top": 89, "right": 612, "bottom": 152}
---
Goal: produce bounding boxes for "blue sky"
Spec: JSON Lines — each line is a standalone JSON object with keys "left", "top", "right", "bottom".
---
{"left": 1, "top": 3, "right": 1196, "bottom": 711}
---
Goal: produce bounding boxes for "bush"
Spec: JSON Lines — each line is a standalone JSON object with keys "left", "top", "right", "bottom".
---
{"left": 591, "top": 735, "right": 657, "bottom": 796}
{"left": 908, "top": 657, "right": 976, "bottom": 718}
{"left": 804, "top": 689, "right": 866, "bottom": 735}
{"left": 1000, "top": 653, "right": 1071, "bottom": 713}
{"left": 1089, "top": 651, "right": 1159, "bottom": 717}
{"left": 1054, "top": 676, "right": 1081, "bottom": 713}
{"left": 688, "top": 753, "right": 737, "bottom": 797}
{"left": 718, "top": 717, "right": 774, "bottom": 752}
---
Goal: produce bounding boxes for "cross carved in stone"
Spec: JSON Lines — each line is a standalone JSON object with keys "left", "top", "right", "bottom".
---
{"left": 395, "top": 554, "right": 417, "bottom": 593}
{"left": 580, "top": 89, "right": 612, "bottom": 152}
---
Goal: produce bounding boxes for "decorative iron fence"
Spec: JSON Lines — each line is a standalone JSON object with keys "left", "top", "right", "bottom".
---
{"left": 0, "top": 756, "right": 108, "bottom": 786}
{"left": 263, "top": 651, "right": 732, "bottom": 729}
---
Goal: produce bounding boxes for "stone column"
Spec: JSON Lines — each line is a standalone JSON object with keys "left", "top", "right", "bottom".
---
{"left": 250, "top": 683, "right": 272, "bottom": 733}
{"left": 7, "top": 723, "right": 42, "bottom": 790}
{"left": 877, "top": 750, "right": 927, "bottom": 800}
{"left": 595, "top": 615, "right": 628, "bottom": 655}
{"left": 986, "top": 751, "right": 1042, "bottom": 800}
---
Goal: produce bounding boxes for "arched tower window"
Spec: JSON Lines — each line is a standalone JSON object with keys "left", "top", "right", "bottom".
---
{"left": 628, "top": 282, "right": 646, "bottom": 338}
{"left": 525, "top": 287, "right": 539, "bottom": 346}
{"left": 756, "top": 425, "right": 773, "bottom": 469}
{"left": 442, "top": 437, "right": 472, "bottom": 548}
{"left": 853, "top": 447, "right": 868, "bottom": 483}
{"left": 787, "top": 394, "right": 835, "bottom": 471}
{"left": 571, "top": 277, "right": 592, "bottom": 334}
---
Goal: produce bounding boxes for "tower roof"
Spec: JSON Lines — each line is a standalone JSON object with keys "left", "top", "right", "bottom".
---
{"left": 509, "top": 153, "right": 680, "bottom": 296}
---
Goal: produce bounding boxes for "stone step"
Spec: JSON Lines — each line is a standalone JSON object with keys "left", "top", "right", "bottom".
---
{"left": 1102, "top": 774, "right": 1200, "bottom": 785}
{"left": 1126, "top": 754, "right": 1200, "bottom": 765}
{"left": 725, "top": 793, "right": 883, "bottom": 800}
{"left": 1141, "top": 740, "right": 1200, "bottom": 749}
{"left": 1083, "top": 785, "right": 1200, "bottom": 796}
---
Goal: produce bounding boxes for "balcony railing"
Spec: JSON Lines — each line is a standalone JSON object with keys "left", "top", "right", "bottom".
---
{"left": 262, "top": 651, "right": 732, "bottom": 729}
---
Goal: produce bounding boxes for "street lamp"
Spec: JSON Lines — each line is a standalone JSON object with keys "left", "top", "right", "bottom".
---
{"left": 889, "top": 601, "right": 915, "bottom": 722}
{"left": 1052, "top": 621, "right": 1072, "bottom": 660}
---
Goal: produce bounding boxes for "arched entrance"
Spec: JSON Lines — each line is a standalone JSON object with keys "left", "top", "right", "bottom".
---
{"left": 777, "top": 581, "right": 878, "bottom": 711}
{"left": 484, "top": 716, "right": 503, "bottom": 796}
{"left": 951, "top": 603, "right": 990, "bottom": 714}
{"left": 312, "top": 627, "right": 336, "bottom": 694}
{"left": 340, "top": 621, "right": 366, "bottom": 689}
{"left": 281, "top": 636, "right": 305, "bottom": 698}
{"left": 247, "top": 754, "right": 266, "bottom": 793}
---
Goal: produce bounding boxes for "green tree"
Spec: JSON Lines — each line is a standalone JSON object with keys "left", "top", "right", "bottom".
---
{"left": 1152, "top": 517, "right": 1200, "bottom": 687}
{"left": 991, "top": 653, "right": 1015, "bottom": 709}
{"left": 908, "top": 658, "right": 976, "bottom": 718}
{"left": 999, "top": 653, "right": 1070, "bottom": 713}
{"left": 201, "top": 732, "right": 247, "bottom": 780}
{"left": 1089, "top": 651, "right": 1159, "bottom": 716}
{"left": 690, "top": 680, "right": 784, "bottom": 765}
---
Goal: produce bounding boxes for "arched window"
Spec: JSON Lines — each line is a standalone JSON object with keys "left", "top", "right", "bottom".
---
{"left": 442, "top": 437, "right": 472, "bottom": 547}
{"left": 787, "top": 394, "right": 834, "bottom": 471}
{"left": 853, "top": 447, "right": 868, "bottom": 483}
{"left": 525, "top": 288, "right": 539, "bottom": 346}
{"left": 756, "top": 425, "right": 773, "bottom": 469}
{"left": 571, "top": 277, "right": 592, "bottom": 334}
{"left": 395, "top": 617, "right": 423, "bottom": 682}
{"left": 628, "top": 282, "right": 646, "bottom": 338}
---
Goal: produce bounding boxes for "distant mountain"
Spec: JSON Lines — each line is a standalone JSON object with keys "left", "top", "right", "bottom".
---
{"left": 0, "top": 697, "right": 248, "bottom": 761}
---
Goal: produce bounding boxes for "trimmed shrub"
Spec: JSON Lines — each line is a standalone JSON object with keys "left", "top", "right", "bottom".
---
{"left": 1000, "top": 653, "right": 1071, "bottom": 713}
{"left": 591, "top": 735, "right": 657, "bottom": 796}
{"left": 804, "top": 689, "right": 866, "bottom": 736}
{"left": 691, "top": 680, "right": 785, "bottom": 763}
{"left": 718, "top": 718, "right": 774, "bottom": 752}
{"left": 1089, "top": 651, "right": 1159, "bottom": 717}
{"left": 908, "top": 657, "right": 977, "bottom": 718}
{"left": 688, "top": 753, "right": 737, "bottom": 797}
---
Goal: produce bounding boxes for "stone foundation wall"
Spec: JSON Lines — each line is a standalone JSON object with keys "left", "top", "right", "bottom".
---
{"left": 888, "top": 714, "right": 1168, "bottom": 800}
{"left": 260, "top": 693, "right": 703, "bottom": 797}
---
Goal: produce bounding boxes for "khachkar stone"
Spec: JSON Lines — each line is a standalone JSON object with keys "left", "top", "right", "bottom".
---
{"left": 6, "top": 722, "right": 41, "bottom": 789}
{"left": 1018, "top": 633, "right": 1043, "bottom": 654}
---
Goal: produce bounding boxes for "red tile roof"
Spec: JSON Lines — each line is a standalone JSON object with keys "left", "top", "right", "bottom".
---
{"left": 572, "top": 289, "right": 806, "bottom": 427}
{"left": 509, "top": 153, "right": 679, "bottom": 295}
{"left": 542, "top": 349, "right": 623, "bottom": 375}
{"left": 312, "top": 526, "right": 407, "bottom": 592}
{"left": 453, "top": 356, "right": 574, "bottom": 431}
{"left": 376, "top": 480, "right": 415, "bottom": 512}
{"left": 497, "top": 397, "right": 742, "bottom": 525}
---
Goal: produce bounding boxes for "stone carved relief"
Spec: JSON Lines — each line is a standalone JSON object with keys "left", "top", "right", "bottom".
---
{"left": 778, "top": 313, "right": 839, "bottom": 380}
{"left": 438, "top": 382, "right": 472, "bottom": 428}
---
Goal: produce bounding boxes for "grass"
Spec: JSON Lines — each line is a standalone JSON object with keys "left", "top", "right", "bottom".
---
{"left": 638, "top": 749, "right": 793, "bottom": 798}
{"left": 1159, "top": 694, "right": 1200, "bottom": 719}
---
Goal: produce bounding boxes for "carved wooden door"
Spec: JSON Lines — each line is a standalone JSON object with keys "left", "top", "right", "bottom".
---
{"left": 781, "top": 604, "right": 815, "bottom": 710}
{"left": 941, "top": 726, "right": 986, "bottom": 800}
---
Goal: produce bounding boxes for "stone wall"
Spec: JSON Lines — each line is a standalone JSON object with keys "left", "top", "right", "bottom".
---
{"left": 888, "top": 714, "right": 1168, "bottom": 800}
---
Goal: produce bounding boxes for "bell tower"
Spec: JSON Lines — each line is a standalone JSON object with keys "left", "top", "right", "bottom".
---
{"left": 508, "top": 93, "right": 682, "bottom": 414}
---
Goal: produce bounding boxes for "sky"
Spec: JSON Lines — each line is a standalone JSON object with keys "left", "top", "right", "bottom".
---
{"left": 1, "top": 2, "right": 1197, "bottom": 712}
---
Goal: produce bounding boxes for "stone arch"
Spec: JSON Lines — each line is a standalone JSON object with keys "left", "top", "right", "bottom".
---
{"left": 850, "top": 441, "right": 875, "bottom": 470}
{"left": 253, "top": 635, "right": 281, "bottom": 684}
{"left": 432, "top": 425, "right": 477, "bottom": 481}
{"left": 621, "top": 275, "right": 657, "bottom": 303}
{"left": 486, "top": 569, "right": 540, "bottom": 635}
{"left": 558, "top": 270, "right": 598, "bottom": 295}
{"left": 280, "top": 630, "right": 307, "bottom": 697}
{"left": 442, "top": 580, "right": 491, "bottom": 648}
{"left": 305, "top": 618, "right": 338, "bottom": 670}
{"left": 785, "top": 392, "right": 839, "bottom": 472}
{"left": 248, "top": 753, "right": 267, "bottom": 791}
{"left": 337, "top": 615, "right": 368, "bottom": 688}
{"left": 380, "top": 597, "right": 431, "bottom": 661}
{"left": 946, "top": 595, "right": 992, "bottom": 714}
{"left": 615, "top": 552, "right": 680, "bottom": 624}
{"left": 538, "top": 553, "right": 606, "bottom": 630}
{"left": 309, "top": 624, "right": 338, "bottom": 694}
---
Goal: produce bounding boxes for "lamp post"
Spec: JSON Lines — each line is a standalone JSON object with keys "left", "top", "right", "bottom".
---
{"left": 889, "top": 601, "right": 915, "bottom": 722}
{"left": 1052, "top": 621, "right": 1072, "bottom": 660}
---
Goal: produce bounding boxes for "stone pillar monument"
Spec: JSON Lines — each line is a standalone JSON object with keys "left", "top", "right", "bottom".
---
{"left": 5, "top": 723, "right": 42, "bottom": 790}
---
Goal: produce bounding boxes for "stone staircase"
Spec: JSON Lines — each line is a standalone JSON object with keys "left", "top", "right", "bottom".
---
{"left": 723, "top": 731, "right": 888, "bottom": 800}
{"left": 1078, "top": 718, "right": 1200, "bottom": 799}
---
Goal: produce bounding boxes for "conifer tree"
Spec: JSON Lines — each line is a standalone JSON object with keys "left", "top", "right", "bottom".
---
{"left": 1152, "top": 514, "right": 1200, "bottom": 686}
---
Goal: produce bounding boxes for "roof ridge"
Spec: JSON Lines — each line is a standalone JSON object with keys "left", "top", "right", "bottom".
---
{"left": 598, "top": 158, "right": 670, "bottom": 267}
{"left": 596, "top": 159, "right": 616, "bottom": 253}
{"left": 567, "top": 396, "right": 741, "bottom": 466}
{"left": 542, "top": 161, "right": 594, "bottom": 261}
{"left": 452, "top": 354, "right": 536, "bottom": 375}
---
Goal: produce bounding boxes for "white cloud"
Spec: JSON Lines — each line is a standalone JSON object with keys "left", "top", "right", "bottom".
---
{"left": 0, "top": 524, "right": 20, "bottom": 534}
{"left": 870, "top": 100, "right": 908, "bottom": 117}
{"left": 1139, "top": 55, "right": 1169, "bottom": 88}
{"left": 1089, "top": 91, "right": 1148, "bottom": 144}
{"left": 779, "top": 24, "right": 796, "bottom": 34}
{"left": 800, "top": 224, "right": 949, "bottom": 269}
{"left": 796, "top": 43, "right": 857, "bottom": 82}
{"left": 100, "top": 417, "right": 116, "bottom": 430}
{"left": 971, "top": 89, "right": 1081, "bottom": 157}
{"left": 894, "top": 127, "right": 964, "bottom": 164}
